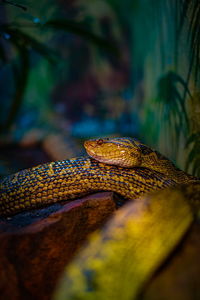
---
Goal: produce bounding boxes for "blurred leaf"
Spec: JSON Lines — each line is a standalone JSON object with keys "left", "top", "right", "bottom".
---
{"left": 44, "top": 19, "right": 119, "bottom": 56}
{"left": 1, "top": 43, "right": 29, "bottom": 131}
{"left": 186, "top": 133, "right": 200, "bottom": 146}
{"left": 156, "top": 71, "right": 190, "bottom": 134}
{"left": 186, "top": 132, "right": 200, "bottom": 176}
{"left": 2, "top": 0, "right": 27, "bottom": 11}
{"left": 178, "top": 0, "right": 190, "bottom": 34}
{"left": 0, "top": 9, "right": 120, "bottom": 132}
{"left": 0, "top": 22, "right": 59, "bottom": 132}
{"left": 178, "top": 0, "right": 200, "bottom": 85}
{"left": 3, "top": 26, "right": 58, "bottom": 62}
{"left": 192, "top": 158, "right": 200, "bottom": 176}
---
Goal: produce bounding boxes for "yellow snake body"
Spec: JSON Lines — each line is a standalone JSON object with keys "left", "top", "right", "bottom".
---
{"left": 0, "top": 137, "right": 198, "bottom": 216}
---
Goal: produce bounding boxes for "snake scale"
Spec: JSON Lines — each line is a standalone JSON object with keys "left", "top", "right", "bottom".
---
{"left": 0, "top": 137, "right": 199, "bottom": 217}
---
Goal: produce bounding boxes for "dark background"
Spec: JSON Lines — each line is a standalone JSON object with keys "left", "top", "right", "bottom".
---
{"left": 0, "top": 0, "right": 200, "bottom": 177}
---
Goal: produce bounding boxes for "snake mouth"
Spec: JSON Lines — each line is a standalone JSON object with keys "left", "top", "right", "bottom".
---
{"left": 84, "top": 145, "right": 135, "bottom": 167}
{"left": 84, "top": 142, "right": 117, "bottom": 165}
{"left": 84, "top": 143, "right": 107, "bottom": 162}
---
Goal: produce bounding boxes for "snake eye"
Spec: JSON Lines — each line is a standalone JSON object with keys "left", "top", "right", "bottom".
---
{"left": 97, "top": 139, "right": 104, "bottom": 145}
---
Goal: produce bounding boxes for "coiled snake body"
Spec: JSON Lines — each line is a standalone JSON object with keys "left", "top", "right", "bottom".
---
{"left": 0, "top": 137, "right": 198, "bottom": 216}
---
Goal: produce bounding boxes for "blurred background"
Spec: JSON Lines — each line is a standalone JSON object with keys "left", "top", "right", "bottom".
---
{"left": 0, "top": 0, "right": 200, "bottom": 177}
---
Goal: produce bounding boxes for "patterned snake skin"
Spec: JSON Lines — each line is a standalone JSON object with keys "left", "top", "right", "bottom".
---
{"left": 0, "top": 137, "right": 198, "bottom": 216}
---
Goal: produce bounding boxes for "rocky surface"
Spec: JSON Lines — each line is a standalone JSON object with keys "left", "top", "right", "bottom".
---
{"left": 0, "top": 192, "right": 117, "bottom": 300}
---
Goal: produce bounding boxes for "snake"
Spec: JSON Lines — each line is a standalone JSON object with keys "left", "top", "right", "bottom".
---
{"left": 0, "top": 137, "right": 199, "bottom": 217}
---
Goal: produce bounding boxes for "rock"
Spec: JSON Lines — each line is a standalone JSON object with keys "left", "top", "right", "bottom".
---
{"left": 0, "top": 192, "right": 117, "bottom": 300}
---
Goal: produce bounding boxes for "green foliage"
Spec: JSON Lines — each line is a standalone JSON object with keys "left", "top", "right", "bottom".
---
{"left": 179, "top": 0, "right": 200, "bottom": 83}
{"left": 4, "top": 45, "right": 29, "bottom": 131}
{"left": 156, "top": 71, "right": 190, "bottom": 136}
{"left": 1, "top": 0, "right": 27, "bottom": 11}
{"left": 0, "top": 1, "right": 119, "bottom": 132}
{"left": 44, "top": 19, "right": 119, "bottom": 56}
{"left": 0, "top": 23, "right": 56, "bottom": 132}
{"left": 4, "top": 26, "right": 58, "bottom": 62}
{"left": 186, "top": 133, "right": 200, "bottom": 176}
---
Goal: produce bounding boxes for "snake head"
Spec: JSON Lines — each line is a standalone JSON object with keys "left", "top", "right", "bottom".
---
{"left": 84, "top": 137, "right": 142, "bottom": 167}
